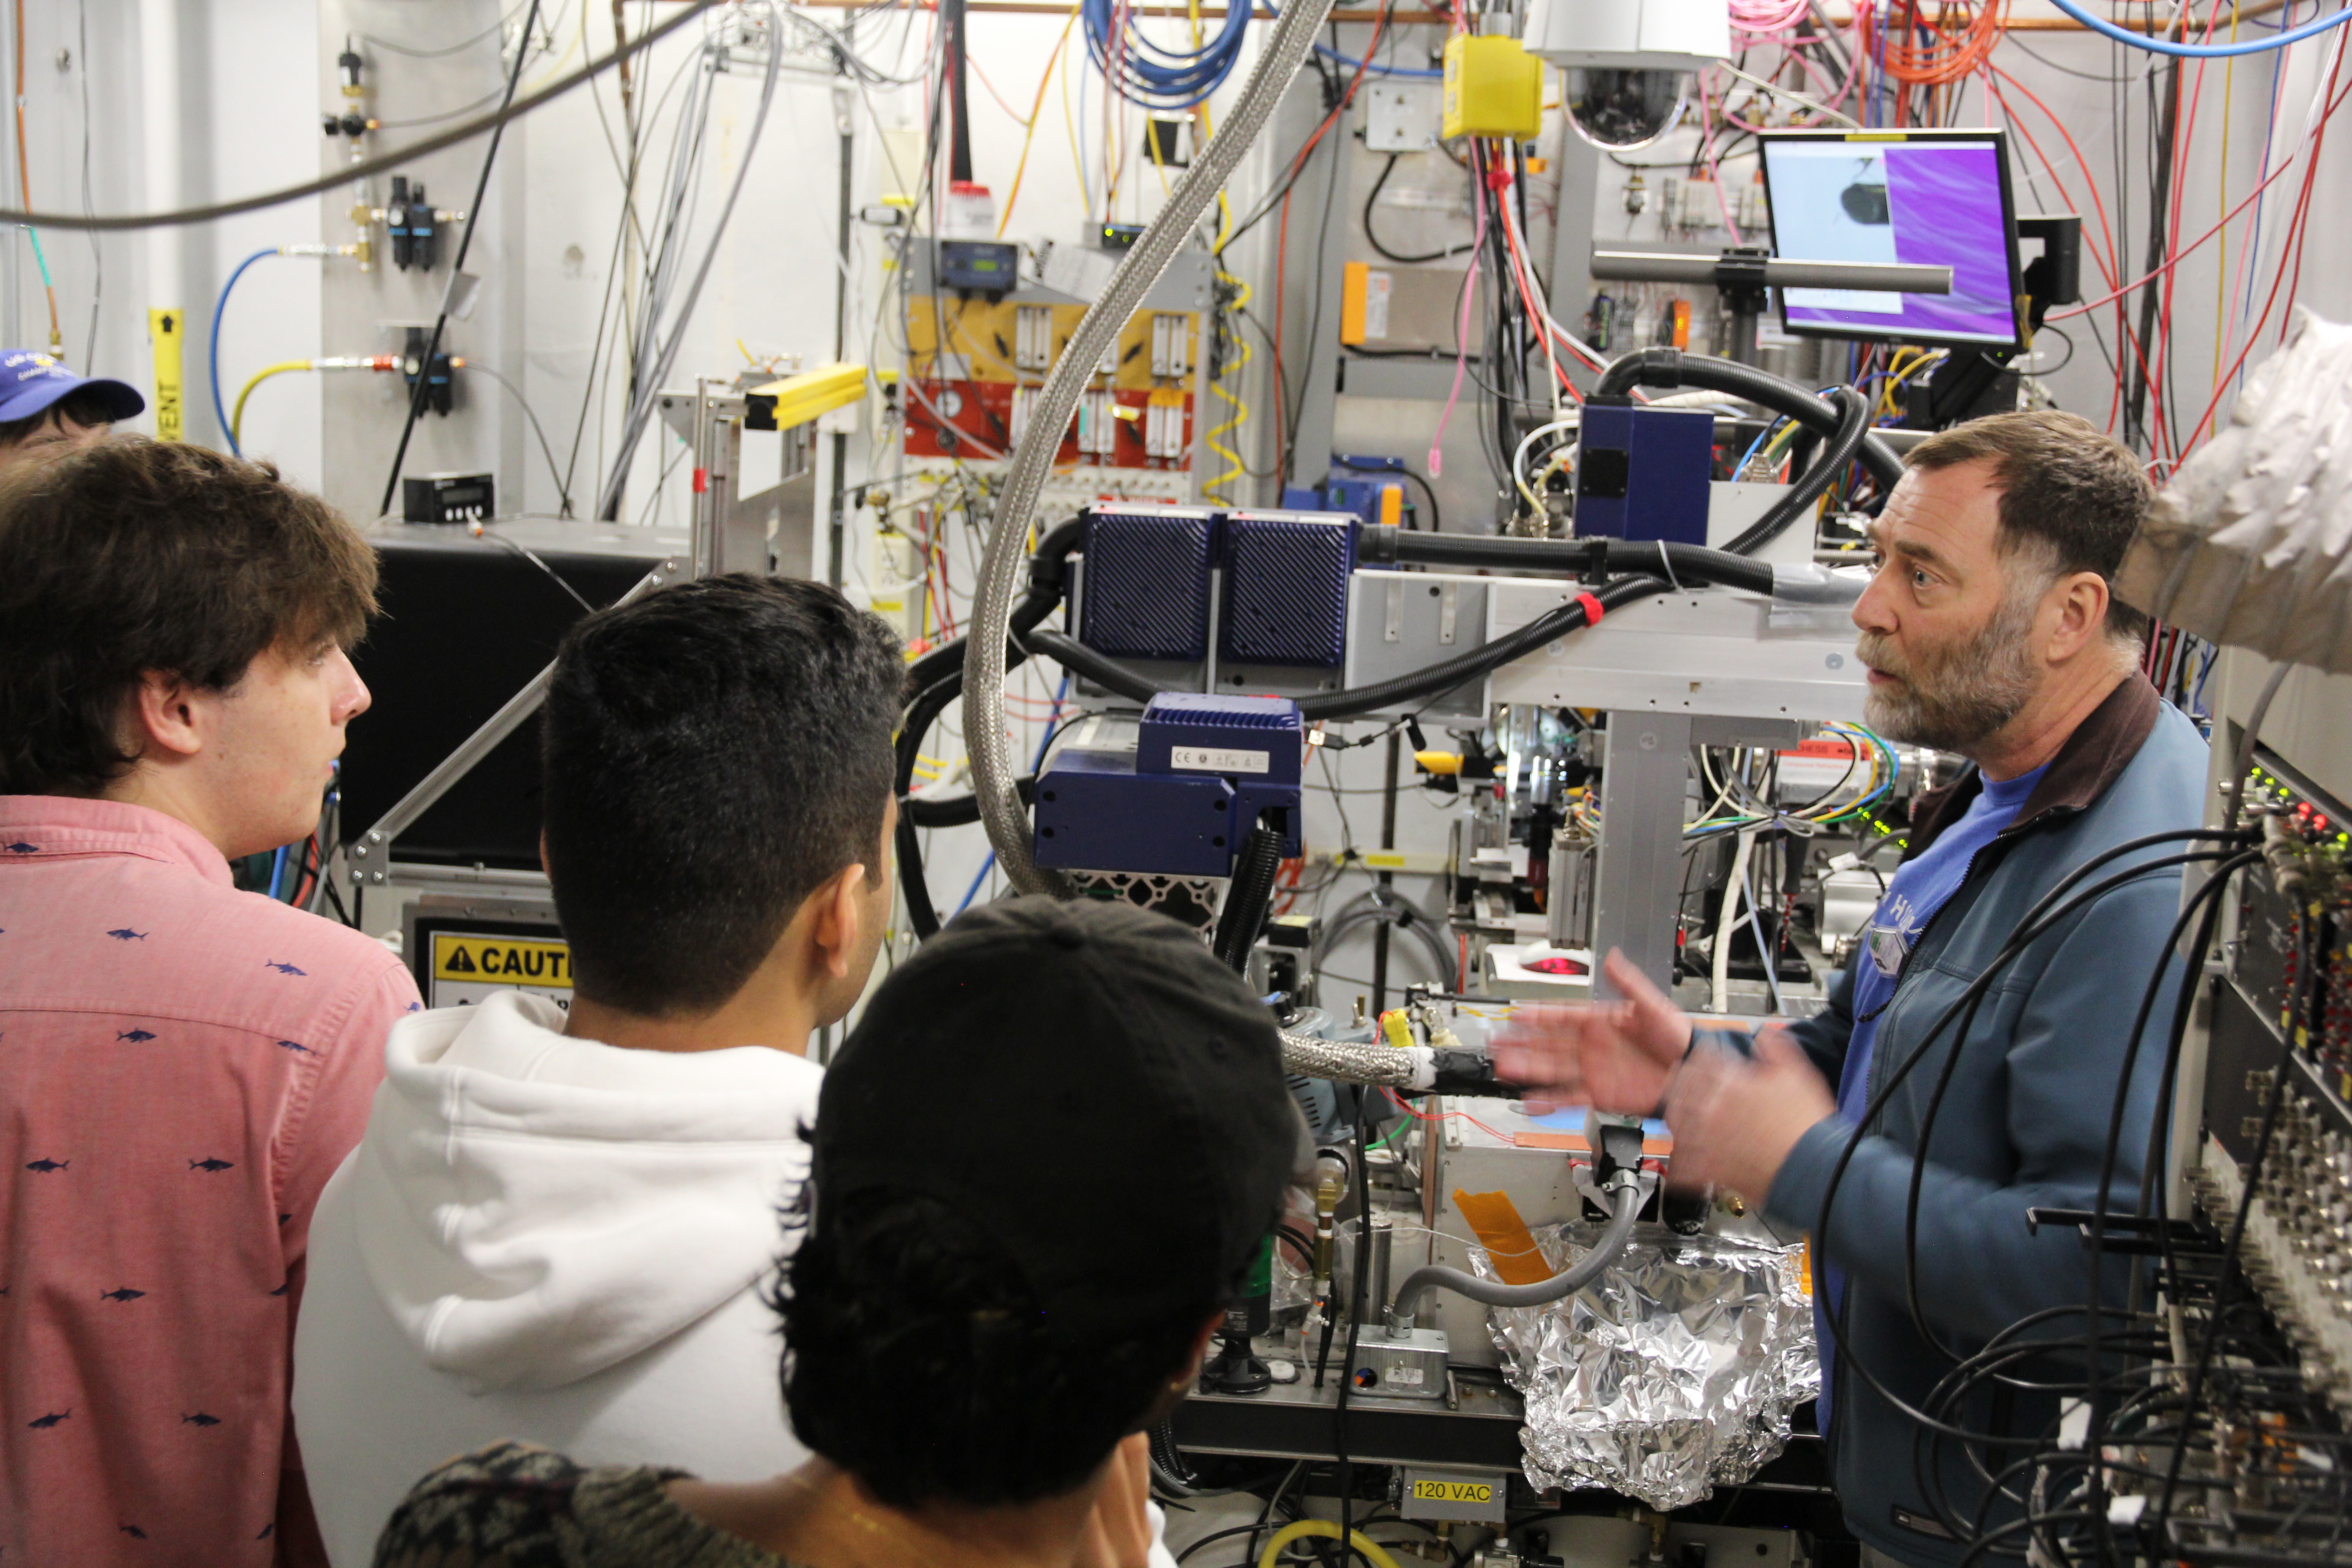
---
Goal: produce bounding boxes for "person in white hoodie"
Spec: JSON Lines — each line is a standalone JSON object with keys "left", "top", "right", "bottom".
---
{"left": 370, "top": 897, "right": 1304, "bottom": 1568}
{"left": 290, "top": 573, "right": 905, "bottom": 1568}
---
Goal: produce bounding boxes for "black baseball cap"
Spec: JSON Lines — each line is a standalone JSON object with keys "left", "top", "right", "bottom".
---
{"left": 814, "top": 896, "right": 1302, "bottom": 1334}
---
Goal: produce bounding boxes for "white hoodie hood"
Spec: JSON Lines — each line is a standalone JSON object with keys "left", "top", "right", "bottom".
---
{"left": 348, "top": 989, "right": 823, "bottom": 1393}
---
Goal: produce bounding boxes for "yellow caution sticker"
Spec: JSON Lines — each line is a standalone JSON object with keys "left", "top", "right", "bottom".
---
{"left": 1411, "top": 1480, "right": 1494, "bottom": 1504}
{"left": 432, "top": 932, "right": 573, "bottom": 989}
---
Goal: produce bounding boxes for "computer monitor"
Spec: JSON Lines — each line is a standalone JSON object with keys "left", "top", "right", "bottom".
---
{"left": 1758, "top": 128, "right": 2024, "bottom": 350}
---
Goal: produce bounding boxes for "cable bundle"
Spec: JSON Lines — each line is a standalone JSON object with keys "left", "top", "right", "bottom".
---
{"left": 1728, "top": 0, "right": 1816, "bottom": 39}
{"left": 1857, "top": 0, "right": 2004, "bottom": 87}
{"left": 1080, "top": 0, "right": 1254, "bottom": 110}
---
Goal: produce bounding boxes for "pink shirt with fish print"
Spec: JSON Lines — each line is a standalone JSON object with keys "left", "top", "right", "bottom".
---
{"left": 0, "top": 797, "right": 421, "bottom": 1568}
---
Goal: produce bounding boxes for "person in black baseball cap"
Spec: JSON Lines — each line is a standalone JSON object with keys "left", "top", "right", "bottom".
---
{"left": 0, "top": 350, "right": 143, "bottom": 465}
{"left": 369, "top": 895, "right": 1303, "bottom": 1568}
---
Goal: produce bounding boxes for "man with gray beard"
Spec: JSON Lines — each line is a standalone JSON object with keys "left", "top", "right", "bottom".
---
{"left": 1496, "top": 412, "right": 2208, "bottom": 1568}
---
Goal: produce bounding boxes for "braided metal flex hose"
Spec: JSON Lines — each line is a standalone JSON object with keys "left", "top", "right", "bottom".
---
{"left": 957, "top": 0, "right": 1421, "bottom": 1087}
{"left": 962, "top": 0, "right": 1340, "bottom": 903}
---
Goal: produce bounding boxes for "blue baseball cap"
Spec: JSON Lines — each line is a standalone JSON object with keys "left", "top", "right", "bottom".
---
{"left": 0, "top": 350, "right": 144, "bottom": 425}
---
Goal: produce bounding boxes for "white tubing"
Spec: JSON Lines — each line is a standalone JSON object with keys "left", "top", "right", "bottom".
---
{"left": 1714, "top": 827, "right": 1756, "bottom": 1013}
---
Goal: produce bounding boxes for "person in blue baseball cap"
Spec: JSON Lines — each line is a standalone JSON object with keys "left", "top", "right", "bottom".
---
{"left": 0, "top": 349, "right": 144, "bottom": 464}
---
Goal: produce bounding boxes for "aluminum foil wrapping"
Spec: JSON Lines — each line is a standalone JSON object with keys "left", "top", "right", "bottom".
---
{"left": 1474, "top": 1220, "right": 1818, "bottom": 1511}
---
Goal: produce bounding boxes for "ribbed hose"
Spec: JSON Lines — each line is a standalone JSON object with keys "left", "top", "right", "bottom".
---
{"left": 1022, "top": 627, "right": 1165, "bottom": 703}
{"left": 905, "top": 518, "right": 1084, "bottom": 695}
{"left": 894, "top": 674, "right": 967, "bottom": 940}
{"left": 1029, "top": 577, "right": 1671, "bottom": 721}
{"left": 965, "top": 0, "right": 1344, "bottom": 898}
{"left": 1298, "top": 575, "right": 1665, "bottom": 719}
{"left": 1278, "top": 1031, "right": 1425, "bottom": 1085}
{"left": 1389, "top": 1176, "right": 1643, "bottom": 1323}
{"left": 1593, "top": 348, "right": 1904, "bottom": 495}
{"left": 1213, "top": 825, "right": 1284, "bottom": 972}
{"left": 1367, "top": 531, "right": 1777, "bottom": 595}
{"left": 1722, "top": 384, "right": 1871, "bottom": 555}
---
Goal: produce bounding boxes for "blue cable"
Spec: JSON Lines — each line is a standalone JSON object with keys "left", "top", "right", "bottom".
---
{"left": 1259, "top": 1, "right": 1443, "bottom": 77}
{"left": 951, "top": 676, "right": 1074, "bottom": 918}
{"left": 1082, "top": 0, "right": 1254, "bottom": 108}
{"left": 211, "top": 248, "right": 280, "bottom": 456}
{"left": 951, "top": 853, "right": 998, "bottom": 916}
{"left": 2043, "top": 0, "right": 2351, "bottom": 53}
{"left": 267, "top": 845, "right": 289, "bottom": 902}
{"left": 1313, "top": 42, "right": 1440, "bottom": 78}
{"left": 1733, "top": 418, "right": 1784, "bottom": 475}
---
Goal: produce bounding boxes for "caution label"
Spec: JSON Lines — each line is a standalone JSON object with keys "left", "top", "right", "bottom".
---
{"left": 1411, "top": 1480, "right": 1493, "bottom": 1504}
{"left": 434, "top": 932, "right": 572, "bottom": 986}
{"left": 429, "top": 931, "right": 574, "bottom": 1009}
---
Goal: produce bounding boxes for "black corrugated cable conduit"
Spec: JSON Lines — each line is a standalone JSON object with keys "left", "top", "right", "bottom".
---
{"left": 1593, "top": 348, "right": 1904, "bottom": 496}
{"left": 1359, "top": 531, "right": 1777, "bottom": 595}
{"left": 893, "top": 521, "right": 1085, "bottom": 936}
{"left": 1721, "top": 384, "right": 1873, "bottom": 555}
{"left": 1212, "top": 823, "right": 1286, "bottom": 973}
{"left": 904, "top": 518, "right": 1083, "bottom": 696}
{"left": 1022, "top": 573, "right": 1671, "bottom": 725}
{"left": 912, "top": 575, "right": 1662, "bottom": 942}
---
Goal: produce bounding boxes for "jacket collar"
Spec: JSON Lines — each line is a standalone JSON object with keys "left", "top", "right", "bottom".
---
{"left": 1903, "top": 674, "right": 2164, "bottom": 860}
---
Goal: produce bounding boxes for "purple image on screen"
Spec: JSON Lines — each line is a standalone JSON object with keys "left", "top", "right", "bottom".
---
{"left": 1779, "top": 141, "right": 2017, "bottom": 345}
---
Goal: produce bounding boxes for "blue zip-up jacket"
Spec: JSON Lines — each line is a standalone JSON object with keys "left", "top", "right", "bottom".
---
{"left": 1759, "top": 676, "right": 2208, "bottom": 1565}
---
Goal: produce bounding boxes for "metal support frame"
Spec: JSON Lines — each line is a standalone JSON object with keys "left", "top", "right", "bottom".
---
{"left": 657, "top": 379, "right": 818, "bottom": 579}
{"left": 350, "top": 368, "right": 843, "bottom": 889}
{"left": 1547, "top": 133, "right": 1602, "bottom": 375}
{"left": 1589, "top": 249, "right": 1954, "bottom": 368}
{"left": 348, "top": 556, "right": 684, "bottom": 888}
{"left": 1588, "top": 712, "right": 1692, "bottom": 996}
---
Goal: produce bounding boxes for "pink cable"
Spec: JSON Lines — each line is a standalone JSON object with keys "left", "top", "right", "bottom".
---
{"left": 1729, "top": 0, "right": 1812, "bottom": 35}
{"left": 1696, "top": 73, "right": 1746, "bottom": 245}
{"left": 1428, "top": 155, "right": 1490, "bottom": 479}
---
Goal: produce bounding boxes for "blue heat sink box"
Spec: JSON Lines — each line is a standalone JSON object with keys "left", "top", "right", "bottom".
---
{"left": 1078, "top": 505, "right": 1218, "bottom": 662}
{"left": 1219, "top": 510, "right": 1357, "bottom": 669}
{"left": 1573, "top": 403, "right": 1715, "bottom": 547}
{"left": 1033, "top": 694, "right": 1302, "bottom": 877}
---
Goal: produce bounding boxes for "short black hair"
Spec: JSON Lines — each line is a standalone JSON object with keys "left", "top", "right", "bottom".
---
{"left": 0, "top": 437, "right": 377, "bottom": 795}
{"left": 1906, "top": 410, "right": 2154, "bottom": 646}
{"left": 776, "top": 1186, "right": 1213, "bottom": 1510}
{"left": 0, "top": 386, "right": 119, "bottom": 449}
{"left": 540, "top": 574, "right": 902, "bottom": 1016}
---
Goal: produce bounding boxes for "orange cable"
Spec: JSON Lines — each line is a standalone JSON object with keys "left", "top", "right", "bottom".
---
{"left": 13, "top": 0, "right": 59, "bottom": 353}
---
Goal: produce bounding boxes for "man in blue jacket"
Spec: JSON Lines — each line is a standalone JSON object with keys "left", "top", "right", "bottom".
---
{"left": 1497, "top": 410, "right": 2208, "bottom": 1568}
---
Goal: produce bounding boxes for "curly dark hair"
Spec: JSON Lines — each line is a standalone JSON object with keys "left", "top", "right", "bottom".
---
{"left": 0, "top": 436, "right": 377, "bottom": 795}
{"left": 772, "top": 1184, "right": 1213, "bottom": 1510}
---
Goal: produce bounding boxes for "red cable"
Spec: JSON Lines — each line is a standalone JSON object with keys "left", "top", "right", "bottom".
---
{"left": 2182, "top": 47, "right": 2345, "bottom": 453}
{"left": 1981, "top": 67, "right": 2167, "bottom": 446}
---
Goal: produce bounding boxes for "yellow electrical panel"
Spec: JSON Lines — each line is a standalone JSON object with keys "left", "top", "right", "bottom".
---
{"left": 1442, "top": 35, "right": 1543, "bottom": 141}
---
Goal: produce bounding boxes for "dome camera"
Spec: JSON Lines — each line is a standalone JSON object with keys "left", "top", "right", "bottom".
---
{"left": 1523, "top": 0, "right": 1729, "bottom": 150}
{"left": 1560, "top": 66, "right": 1694, "bottom": 150}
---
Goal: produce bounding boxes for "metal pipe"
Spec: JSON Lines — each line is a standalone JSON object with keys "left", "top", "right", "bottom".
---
{"left": 964, "top": 0, "right": 1342, "bottom": 897}
{"left": 350, "top": 556, "right": 681, "bottom": 876}
{"left": 1279, "top": 1030, "right": 1427, "bottom": 1086}
{"left": 1391, "top": 1172, "right": 1644, "bottom": 1325}
{"left": 1590, "top": 250, "right": 1954, "bottom": 295}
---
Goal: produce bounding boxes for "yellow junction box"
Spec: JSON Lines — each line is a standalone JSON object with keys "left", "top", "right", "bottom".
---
{"left": 1442, "top": 34, "right": 1544, "bottom": 141}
